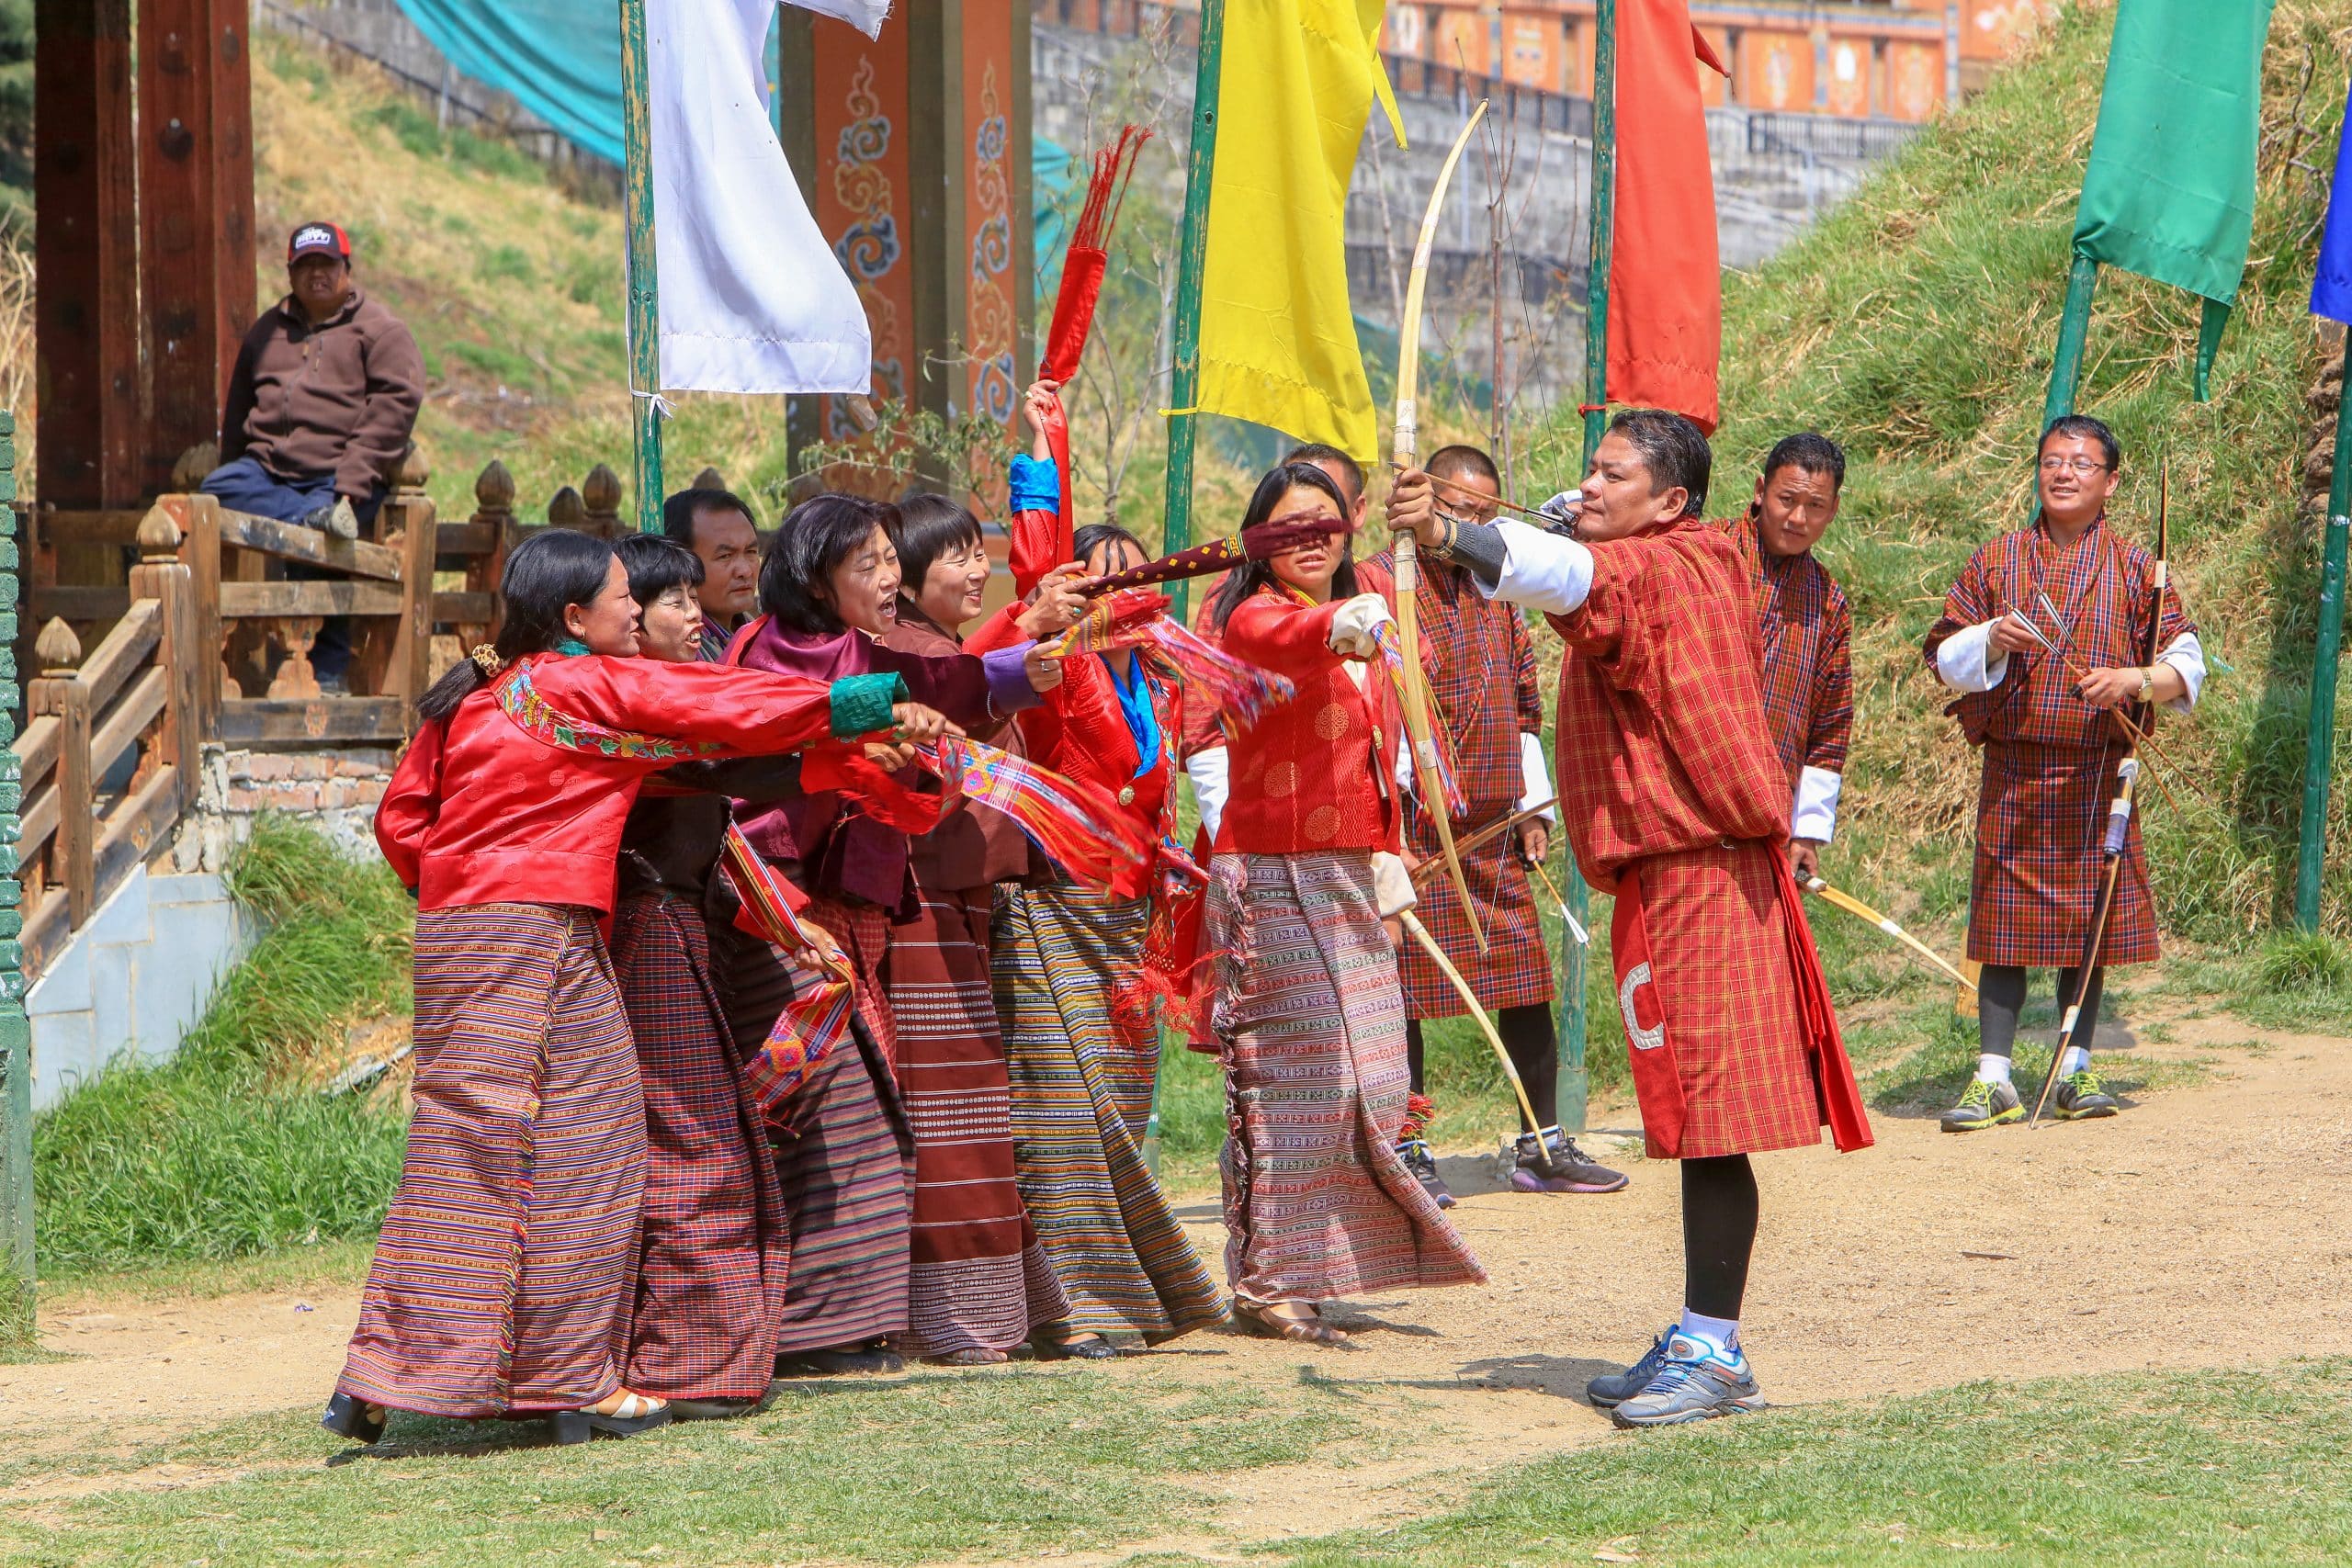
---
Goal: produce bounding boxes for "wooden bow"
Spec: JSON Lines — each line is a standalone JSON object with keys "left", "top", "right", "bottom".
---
{"left": 2030, "top": 457, "right": 2169, "bottom": 1126}
{"left": 1391, "top": 100, "right": 1490, "bottom": 954}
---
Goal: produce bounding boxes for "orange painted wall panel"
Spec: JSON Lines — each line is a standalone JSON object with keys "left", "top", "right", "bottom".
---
{"left": 1960, "top": 0, "right": 2052, "bottom": 62}
{"left": 1741, "top": 28, "right": 1813, "bottom": 113}
{"left": 808, "top": 18, "right": 913, "bottom": 445}
{"left": 1824, "top": 33, "right": 1869, "bottom": 118}
{"left": 1501, "top": 10, "right": 1554, "bottom": 87}
{"left": 1697, "top": 23, "right": 1731, "bottom": 107}
{"left": 1433, "top": 8, "right": 1488, "bottom": 75}
{"left": 1886, "top": 38, "right": 1943, "bottom": 120}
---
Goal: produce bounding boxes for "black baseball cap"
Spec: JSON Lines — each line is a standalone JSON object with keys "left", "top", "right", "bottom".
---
{"left": 288, "top": 221, "right": 352, "bottom": 264}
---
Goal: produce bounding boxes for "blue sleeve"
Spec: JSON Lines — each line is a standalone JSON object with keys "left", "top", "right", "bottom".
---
{"left": 1010, "top": 454, "right": 1059, "bottom": 516}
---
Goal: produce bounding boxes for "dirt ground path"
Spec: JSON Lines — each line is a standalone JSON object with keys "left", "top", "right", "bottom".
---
{"left": 7, "top": 1016, "right": 2350, "bottom": 1559}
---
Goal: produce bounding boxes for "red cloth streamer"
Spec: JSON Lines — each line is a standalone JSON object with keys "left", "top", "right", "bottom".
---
{"left": 717, "top": 825, "right": 858, "bottom": 1118}
{"left": 914, "top": 735, "right": 1149, "bottom": 891}
{"left": 800, "top": 744, "right": 945, "bottom": 834}
{"left": 1038, "top": 126, "right": 1150, "bottom": 383}
{"left": 1609, "top": 0, "right": 1724, "bottom": 433}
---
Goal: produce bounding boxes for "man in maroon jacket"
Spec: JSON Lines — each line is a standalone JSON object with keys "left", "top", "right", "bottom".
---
{"left": 201, "top": 221, "right": 425, "bottom": 688}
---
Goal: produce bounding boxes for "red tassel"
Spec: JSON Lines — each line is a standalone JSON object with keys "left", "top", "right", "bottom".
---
{"left": 1038, "top": 126, "right": 1150, "bottom": 384}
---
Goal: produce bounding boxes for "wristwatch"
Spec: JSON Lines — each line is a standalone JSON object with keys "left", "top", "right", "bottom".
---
{"left": 2136, "top": 667, "right": 2154, "bottom": 703}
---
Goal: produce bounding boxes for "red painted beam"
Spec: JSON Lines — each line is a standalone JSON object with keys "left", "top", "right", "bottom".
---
{"left": 137, "top": 0, "right": 258, "bottom": 496}
{"left": 33, "top": 0, "right": 140, "bottom": 507}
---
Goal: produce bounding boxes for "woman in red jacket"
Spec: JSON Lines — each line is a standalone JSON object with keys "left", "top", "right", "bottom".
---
{"left": 992, "top": 397, "right": 1228, "bottom": 1357}
{"left": 322, "top": 528, "right": 943, "bottom": 1448}
{"left": 1203, "top": 463, "right": 1485, "bottom": 1347}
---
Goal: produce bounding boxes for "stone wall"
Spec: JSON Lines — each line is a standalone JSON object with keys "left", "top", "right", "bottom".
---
{"left": 168, "top": 744, "right": 397, "bottom": 871}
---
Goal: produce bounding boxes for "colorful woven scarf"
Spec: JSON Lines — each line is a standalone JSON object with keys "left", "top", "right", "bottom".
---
{"left": 493, "top": 657, "right": 728, "bottom": 762}
{"left": 1038, "top": 586, "right": 1295, "bottom": 733}
{"left": 914, "top": 735, "right": 1148, "bottom": 889}
{"left": 717, "top": 825, "right": 855, "bottom": 1114}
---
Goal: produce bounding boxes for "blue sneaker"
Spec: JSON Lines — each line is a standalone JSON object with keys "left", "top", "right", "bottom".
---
{"left": 1607, "top": 1333, "right": 1766, "bottom": 1428}
{"left": 1584, "top": 1326, "right": 1675, "bottom": 1409}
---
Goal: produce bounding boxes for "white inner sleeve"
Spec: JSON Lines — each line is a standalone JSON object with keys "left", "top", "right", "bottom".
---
{"left": 1791, "top": 765, "right": 1842, "bottom": 843}
{"left": 2156, "top": 630, "right": 2206, "bottom": 713}
{"left": 1518, "top": 732, "right": 1557, "bottom": 820}
{"left": 1185, "top": 747, "right": 1229, "bottom": 842}
{"left": 1476, "top": 521, "right": 1595, "bottom": 615}
{"left": 1370, "top": 851, "right": 1419, "bottom": 918}
{"left": 1933, "top": 619, "right": 2007, "bottom": 694}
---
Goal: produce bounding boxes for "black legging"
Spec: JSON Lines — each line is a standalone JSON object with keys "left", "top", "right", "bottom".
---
{"left": 1406, "top": 1004, "right": 1558, "bottom": 1132}
{"left": 1976, "top": 964, "right": 2106, "bottom": 1060}
{"left": 1682, "top": 1155, "right": 1758, "bottom": 1322}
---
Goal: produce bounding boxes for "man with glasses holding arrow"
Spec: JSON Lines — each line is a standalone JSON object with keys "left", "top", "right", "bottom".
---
{"left": 1924, "top": 414, "right": 2204, "bottom": 1132}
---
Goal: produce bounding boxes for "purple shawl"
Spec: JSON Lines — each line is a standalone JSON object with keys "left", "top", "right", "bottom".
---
{"left": 728, "top": 614, "right": 1039, "bottom": 912}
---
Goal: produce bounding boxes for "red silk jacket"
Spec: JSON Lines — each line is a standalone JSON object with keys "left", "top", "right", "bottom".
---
{"left": 1007, "top": 498, "right": 1181, "bottom": 898}
{"left": 1212, "top": 589, "right": 1401, "bottom": 858}
{"left": 376, "top": 652, "right": 862, "bottom": 913}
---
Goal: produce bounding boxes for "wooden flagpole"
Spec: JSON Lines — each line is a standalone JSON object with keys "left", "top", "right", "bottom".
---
{"left": 619, "top": 0, "right": 664, "bottom": 527}
{"left": 1553, "top": 0, "right": 1617, "bottom": 1136}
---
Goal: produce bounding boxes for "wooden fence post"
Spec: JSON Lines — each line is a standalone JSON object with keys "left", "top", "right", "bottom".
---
{"left": 583, "top": 463, "right": 623, "bottom": 538}
{"left": 131, "top": 505, "right": 200, "bottom": 814}
{"left": 0, "top": 407, "right": 32, "bottom": 1348}
{"left": 51, "top": 631, "right": 94, "bottom": 931}
{"left": 465, "top": 459, "right": 515, "bottom": 650}
{"left": 389, "top": 451, "right": 438, "bottom": 728}
{"left": 548, "top": 484, "right": 586, "bottom": 533}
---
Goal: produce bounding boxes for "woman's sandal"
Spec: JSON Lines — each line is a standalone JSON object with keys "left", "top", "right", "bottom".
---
{"left": 1032, "top": 1334, "right": 1119, "bottom": 1362}
{"left": 551, "top": 1391, "right": 673, "bottom": 1445}
{"left": 321, "top": 1392, "right": 389, "bottom": 1444}
{"left": 1234, "top": 1300, "right": 1354, "bottom": 1348}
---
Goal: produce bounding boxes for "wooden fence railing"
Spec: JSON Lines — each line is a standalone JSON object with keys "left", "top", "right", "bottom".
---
{"left": 12, "top": 447, "right": 673, "bottom": 987}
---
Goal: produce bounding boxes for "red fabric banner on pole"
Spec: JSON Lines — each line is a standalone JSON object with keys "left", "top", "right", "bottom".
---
{"left": 1606, "top": 0, "right": 1724, "bottom": 433}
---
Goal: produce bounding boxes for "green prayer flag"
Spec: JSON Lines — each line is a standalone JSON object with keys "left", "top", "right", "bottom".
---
{"left": 2072, "top": 0, "right": 2276, "bottom": 399}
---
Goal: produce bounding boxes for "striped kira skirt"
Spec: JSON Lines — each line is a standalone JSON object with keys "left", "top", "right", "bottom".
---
{"left": 336, "top": 904, "right": 644, "bottom": 1417}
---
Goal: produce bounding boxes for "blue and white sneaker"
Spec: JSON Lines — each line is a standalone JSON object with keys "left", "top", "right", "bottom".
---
{"left": 1607, "top": 1333, "right": 1767, "bottom": 1428}
{"left": 1583, "top": 1326, "right": 1676, "bottom": 1409}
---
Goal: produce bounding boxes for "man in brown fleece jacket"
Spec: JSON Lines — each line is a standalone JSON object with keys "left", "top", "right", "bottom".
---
{"left": 201, "top": 221, "right": 425, "bottom": 687}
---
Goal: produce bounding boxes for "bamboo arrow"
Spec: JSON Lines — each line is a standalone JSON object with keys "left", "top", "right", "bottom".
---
{"left": 1802, "top": 877, "right": 1975, "bottom": 992}
{"left": 1392, "top": 100, "right": 1491, "bottom": 954}
{"left": 1406, "top": 799, "right": 1556, "bottom": 888}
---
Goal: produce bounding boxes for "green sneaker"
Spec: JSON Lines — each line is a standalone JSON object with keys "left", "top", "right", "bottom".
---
{"left": 1939, "top": 1077, "right": 2023, "bottom": 1133}
{"left": 2052, "top": 1068, "right": 2119, "bottom": 1120}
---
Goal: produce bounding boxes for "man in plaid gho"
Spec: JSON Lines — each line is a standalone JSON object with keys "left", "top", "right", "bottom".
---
{"left": 1923, "top": 414, "right": 2202, "bottom": 1132}
{"left": 1364, "top": 444, "right": 1626, "bottom": 1205}
{"left": 1719, "top": 434, "right": 1854, "bottom": 885}
{"left": 1388, "top": 409, "right": 1871, "bottom": 1427}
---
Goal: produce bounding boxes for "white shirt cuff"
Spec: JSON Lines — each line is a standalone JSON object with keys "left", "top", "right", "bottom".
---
{"left": 1185, "top": 748, "right": 1229, "bottom": 842}
{"left": 1370, "top": 851, "right": 1418, "bottom": 918}
{"left": 2156, "top": 630, "right": 2205, "bottom": 712}
{"left": 1933, "top": 620, "right": 2008, "bottom": 694}
{"left": 1394, "top": 732, "right": 1414, "bottom": 793}
{"left": 1792, "top": 765, "right": 1841, "bottom": 843}
{"left": 1518, "top": 732, "right": 1556, "bottom": 820}
{"left": 1478, "top": 520, "right": 1594, "bottom": 615}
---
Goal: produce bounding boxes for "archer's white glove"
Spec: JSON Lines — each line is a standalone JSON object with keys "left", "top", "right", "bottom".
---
{"left": 1370, "top": 851, "right": 1419, "bottom": 919}
{"left": 1328, "top": 592, "right": 1395, "bottom": 659}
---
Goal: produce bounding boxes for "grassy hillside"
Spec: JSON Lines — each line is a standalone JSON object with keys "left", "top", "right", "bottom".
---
{"left": 1524, "top": 0, "right": 2352, "bottom": 942}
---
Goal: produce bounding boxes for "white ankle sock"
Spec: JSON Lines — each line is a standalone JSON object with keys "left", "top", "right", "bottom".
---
{"left": 2057, "top": 1044, "right": 2091, "bottom": 1077}
{"left": 1678, "top": 1308, "right": 1741, "bottom": 1359}
{"left": 1977, "top": 1054, "right": 2013, "bottom": 1086}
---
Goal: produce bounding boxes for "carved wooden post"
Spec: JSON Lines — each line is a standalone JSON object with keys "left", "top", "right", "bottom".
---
{"left": 177, "top": 491, "right": 227, "bottom": 723}
{"left": 466, "top": 458, "right": 516, "bottom": 649}
{"left": 266, "top": 618, "right": 322, "bottom": 699}
{"left": 583, "top": 463, "right": 623, "bottom": 538}
{"left": 548, "top": 484, "right": 587, "bottom": 533}
{"left": 387, "top": 448, "right": 438, "bottom": 728}
{"left": 127, "top": 503, "right": 197, "bottom": 810}
{"left": 691, "top": 465, "right": 727, "bottom": 492}
{"left": 0, "top": 407, "right": 30, "bottom": 1348}
{"left": 37, "top": 619, "right": 94, "bottom": 930}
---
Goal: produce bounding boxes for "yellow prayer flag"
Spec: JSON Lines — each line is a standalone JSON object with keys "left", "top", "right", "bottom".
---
{"left": 1196, "top": 0, "right": 1392, "bottom": 463}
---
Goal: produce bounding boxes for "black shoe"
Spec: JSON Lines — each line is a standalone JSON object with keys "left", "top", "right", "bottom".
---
{"left": 1032, "top": 1333, "right": 1120, "bottom": 1361}
{"left": 1397, "top": 1137, "right": 1457, "bottom": 1209}
{"left": 1585, "top": 1327, "right": 1676, "bottom": 1410}
{"left": 2052, "top": 1068, "right": 2120, "bottom": 1120}
{"left": 321, "top": 1392, "right": 387, "bottom": 1444}
{"left": 1511, "top": 1126, "right": 1630, "bottom": 1194}
{"left": 776, "top": 1342, "right": 904, "bottom": 1376}
{"left": 665, "top": 1396, "right": 759, "bottom": 1421}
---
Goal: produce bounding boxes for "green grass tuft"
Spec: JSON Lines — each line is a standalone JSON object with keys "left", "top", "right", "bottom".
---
{"left": 31, "top": 818, "right": 413, "bottom": 1277}
{"left": 2258, "top": 929, "right": 2352, "bottom": 994}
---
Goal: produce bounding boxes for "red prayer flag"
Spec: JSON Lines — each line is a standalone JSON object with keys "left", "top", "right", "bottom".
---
{"left": 1607, "top": 0, "right": 1723, "bottom": 433}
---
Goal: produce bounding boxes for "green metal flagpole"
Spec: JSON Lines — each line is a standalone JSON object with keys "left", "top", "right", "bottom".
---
{"left": 1550, "top": 0, "right": 1615, "bottom": 1138}
{"left": 2295, "top": 362, "right": 2352, "bottom": 931}
{"left": 0, "top": 412, "right": 28, "bottom": 1348}
{"left": 620, "top": 0, "right": 664, "bottom": 526}
{"left": 1142, "top": 0, "right": 1225, "bottom": 1178}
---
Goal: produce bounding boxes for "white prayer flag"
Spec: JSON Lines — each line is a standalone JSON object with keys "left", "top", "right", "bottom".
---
{"left": 647, "top": 0, "right": 878, "bottom": 394}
